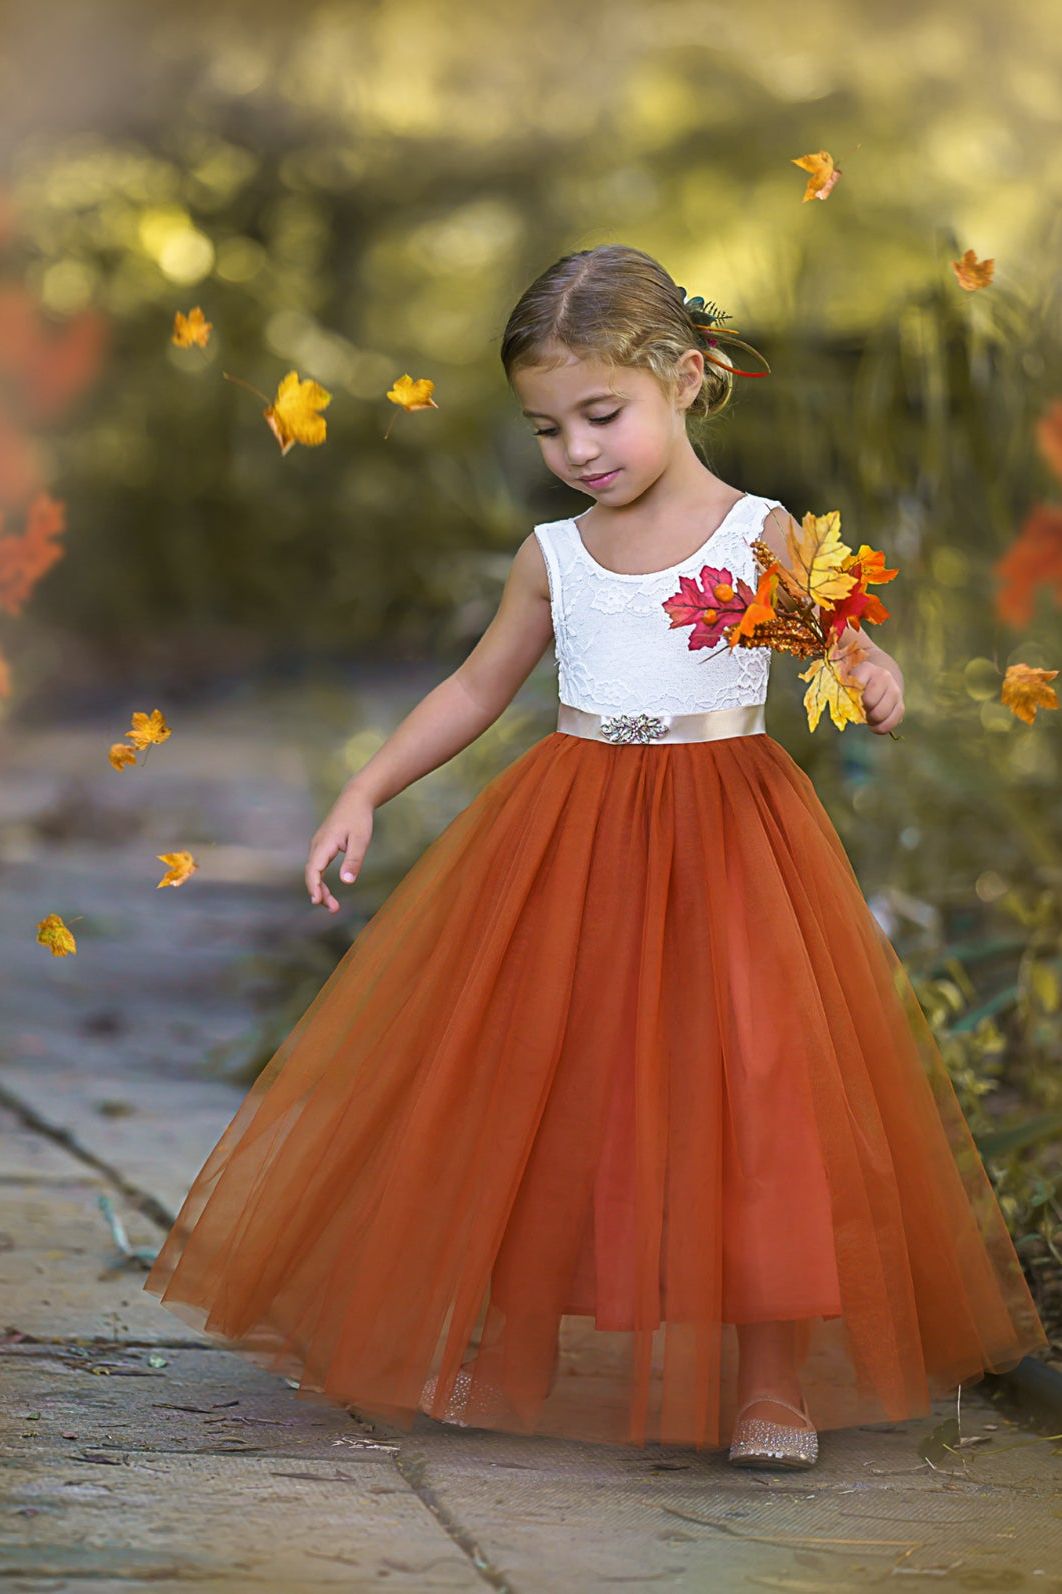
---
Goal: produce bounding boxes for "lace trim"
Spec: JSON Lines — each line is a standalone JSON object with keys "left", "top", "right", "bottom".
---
{"left": 534, "top": 496, "right": 782, "bottom": 716}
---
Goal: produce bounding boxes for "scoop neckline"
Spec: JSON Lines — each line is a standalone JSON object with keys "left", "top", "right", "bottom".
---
{"left": 567, "top": 492, "right": 754, "bottom": 580}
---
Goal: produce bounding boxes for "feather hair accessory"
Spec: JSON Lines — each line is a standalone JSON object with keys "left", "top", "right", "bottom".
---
{"left": 674, "top": 286, "right": 771, "bottom": 380}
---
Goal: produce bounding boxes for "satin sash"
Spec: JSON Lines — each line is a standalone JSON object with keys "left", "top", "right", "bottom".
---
{"left": 556, "top": 702, "right": 766, "bottom": 744}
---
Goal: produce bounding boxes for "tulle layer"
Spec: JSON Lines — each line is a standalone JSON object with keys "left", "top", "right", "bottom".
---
{"left": 143, "top": 728, "right": 1047, "bottom": 1450}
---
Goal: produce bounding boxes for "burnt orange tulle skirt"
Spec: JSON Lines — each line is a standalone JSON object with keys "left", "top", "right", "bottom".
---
{"left": 143, "top": 727, "right": 1047, "bottom": 1450}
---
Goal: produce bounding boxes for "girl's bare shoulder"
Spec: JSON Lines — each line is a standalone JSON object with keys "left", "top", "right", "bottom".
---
{"left": 511, "top": 528, "right": 551, "bottom": 603}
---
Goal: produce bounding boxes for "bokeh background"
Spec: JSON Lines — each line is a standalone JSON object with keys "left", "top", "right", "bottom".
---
{"left": 1, "top": 0, "right": 1060, "bottom": 1356}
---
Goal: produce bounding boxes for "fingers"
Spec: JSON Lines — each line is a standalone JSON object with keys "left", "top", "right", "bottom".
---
{"left": 306, "top": 833, "right": 365, "bottom": 911}
{"left": 861, "top": 677, "right": 889, "bottom": 717}
{"left": 841, "top": 659, "right": 899, "bottom": 733}
{"left": 306, "top": 835, "right": 343, "bottom": 910}
{"left": 864, "top": 680, "right": 904, "bottom": 734}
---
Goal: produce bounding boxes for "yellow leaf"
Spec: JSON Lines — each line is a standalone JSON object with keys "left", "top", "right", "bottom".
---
{"left": 784, "top": 509, "right": 860, "bottom": 607}
{"left": 156, "top": 851, "right": 198, "bottom": 889}
{"left": 950, "top": 248, "right": 994, "bottom": 291}
{"left": 791, "top": 150, "right": 843, "bottom": 202}
{"left": 1001, "top": 662, "right": 1059, "bottom": 724}
{"left": 171, "top": 306, "right": 213, "bottom": 348}
{"left": 124, "top": 708, "right": 172, "bottom": 750}
{"left": 108, "top": 742, "right": 138, "bottom": 771}
{"left": 386, "top": 374, "right": 438, "bottom": 412}
{"left": 263, "top": 370, "right": 332, "bottom": 455}
{"left": 37, "top": 912, "right": 77, "bottom": 956}
{"left": 798, "top": 653, "right": 868, "bottom": 733}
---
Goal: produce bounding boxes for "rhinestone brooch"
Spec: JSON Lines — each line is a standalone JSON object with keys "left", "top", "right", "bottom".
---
{"left": 727, "top": 1393, "right": 819, "bottom": 1470}
{"left": 599, "top": 712, "right": 669, "bottom": 744}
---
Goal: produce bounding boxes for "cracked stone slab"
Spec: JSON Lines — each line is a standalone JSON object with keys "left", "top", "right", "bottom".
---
{"left": 0, "top": 1172, "right": 188, "bottom": 1342}
{"left": 2, "top": 1343, "right": 483, "bottom": 1590}
{"left": 389, "top": 1397, "right": 1062, "bottom": 1588}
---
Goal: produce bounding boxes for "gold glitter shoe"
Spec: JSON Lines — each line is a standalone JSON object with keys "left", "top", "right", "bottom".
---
{"left": 727, "top": 1390, "right": 819, "bottom": 1469}
{"left": 419, "top": 1367, "right": 494, "bottom": 1428}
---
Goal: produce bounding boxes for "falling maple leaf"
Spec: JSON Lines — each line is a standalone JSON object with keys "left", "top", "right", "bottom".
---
{"left": 0, "top": 645, "right": 10, "bottom": 698}
{"left": 124, "top": 708, "right": 171, "bottom": 750}
{"left": 221, "top": 368, "right": 332, "bottom": 455}
{"left": 263, "top": 370, "right": 331, "bottom": 453}
{"left": 108, "top": 742, "right": 139, "bottom": 771}
{"left": 387, "top": 374, "right": 438, "bottom": 412}
{"left": 171, "top": 306, "right": 213, "bottom": 349}
{"left": 1035, "top": 398, "right": 1062, "bottom": 483}
{"left": 994, "top": 502, "right": 1062, "bottom": 626}
{"left": 1000, "top": 662, "right": 1059, "bottom": 725}
{"left": 791, "top": 150, "right": 842, "bottom": 202}
{"left": 156, "top": 851, "right": 198, "bottom": 889}
{"left": 951, "top": 248, "right": 994, "bottom": 291}
{"left": 0, "top": 284, "right": 109, "bottom": 422}
{"left": 383, "top": 373, "right": 438, "bottom": 440}
{"left": 0, "top": 491, "right": 67, "bottom": 615}
{"left": 37, "top": 912, "right": 77, "bottom": 957}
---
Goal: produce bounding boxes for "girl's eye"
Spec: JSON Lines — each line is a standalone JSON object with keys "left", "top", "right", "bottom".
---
{"left": 533, "top": 410, "right": 620, "bottom": 438}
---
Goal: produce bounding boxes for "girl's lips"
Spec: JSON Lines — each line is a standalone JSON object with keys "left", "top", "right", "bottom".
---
{"left": 581, "top": 469, "right": 620, "bottom": 487}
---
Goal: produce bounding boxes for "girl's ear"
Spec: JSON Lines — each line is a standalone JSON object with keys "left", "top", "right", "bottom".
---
{"left": 676, "top": 347, "right": 704, "bottom": 409}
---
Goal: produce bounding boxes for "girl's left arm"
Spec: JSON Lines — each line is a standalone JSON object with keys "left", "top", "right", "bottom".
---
{"left": 760, "top": 506, "right": 905, "bottom": 735}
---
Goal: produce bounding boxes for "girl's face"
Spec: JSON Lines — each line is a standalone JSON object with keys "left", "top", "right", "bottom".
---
{"left": 512, "top": 342, "right": 702, "bottom": 506}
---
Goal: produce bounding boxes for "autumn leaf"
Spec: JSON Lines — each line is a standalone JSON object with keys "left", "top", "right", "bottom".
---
{"left": 0, "top": 491, "right": 67, "bottom": 615}
{"left": 783, "top": 509, "right": 860, "bottom": 608}
{"left": 124, "top": 708, "right": 171, "bottom": 750}
{"left": 951, "top": 248, "right": 994, "bottom": 291}
{"left": 156, "top": 851, "right": 198, "bottom": 889}
{"left": 0, "top": 285, "right": 109, "bottom": 422}
{"left": 820, "top": 555, "right": 893, "bottom": 644}
{"left": 661, "top": 506, "right": 901, "bottom": 736}
{"left": 387, "top": 373, "right": 438, "bottom": 412}
{"left": 37, "top": 912, "right": 77, "bottom": 957}
{"left": 171, "top": 306, "right": 213, "bottom": 349}
{"left": 799, "top": 643, "right": 869, "bottom": 733}
{"left": 791, "top": 150, "right": 842, "bottom": 202}
{"left": 0, "top": 645, "right": 10, "bottom": 699}
{"left": 848, "top": 544, "right": 899, "bottom": 587}
{"left": 728, "top": 563, "right": 781, "bottom": 645}
{"left": 1001, "top": 663, "right": 1059, "bottom": 725}
{"left": 994, "top": 502, "right": 1062, "bottom": 626}
{"left": 108, "top": 742, "right": 138, "bottom": 771}
{"left": 384, "top": 373, "right": 438, "bottom": 440}
{"left": 1035, "top": 398, "right": 1062, "bottom": 483}
{"left": 661, "top": 563, "right": 761, "bottom": 649}
{"left": 263, "top": 370, "right": 331, "bottom": 454}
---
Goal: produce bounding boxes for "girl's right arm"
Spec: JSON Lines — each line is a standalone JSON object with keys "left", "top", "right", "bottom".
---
{"left": 305, "top": 532, "right": 554, "bottom": 912}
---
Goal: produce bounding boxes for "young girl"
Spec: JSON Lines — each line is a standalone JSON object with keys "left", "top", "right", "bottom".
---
{"left": 144, "top": 243, "right": 1047, "bottom": 1467}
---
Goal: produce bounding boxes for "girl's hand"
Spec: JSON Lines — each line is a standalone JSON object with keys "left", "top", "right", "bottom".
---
{"left": 844, "top": 656, "right": 905, "bottom": 735}
{"left": 305, "top": 784, "right": 375, "bottom": 913}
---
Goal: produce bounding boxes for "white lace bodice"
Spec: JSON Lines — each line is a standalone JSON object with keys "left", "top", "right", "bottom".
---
{"left": 533, "top": 493, "right": 783, "bottom": 715}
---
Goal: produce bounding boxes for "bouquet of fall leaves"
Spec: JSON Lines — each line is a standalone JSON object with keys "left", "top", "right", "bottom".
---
{"left": 662, "top": 507, "right": 898, "bottom": 734}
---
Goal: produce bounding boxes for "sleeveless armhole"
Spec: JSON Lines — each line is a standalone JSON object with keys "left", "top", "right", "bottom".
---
{"left": 532, "top": 524, "right": 563, "bottom": 648}
{"left": 748, "top": 496, "right": 784, "bottom": 538}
